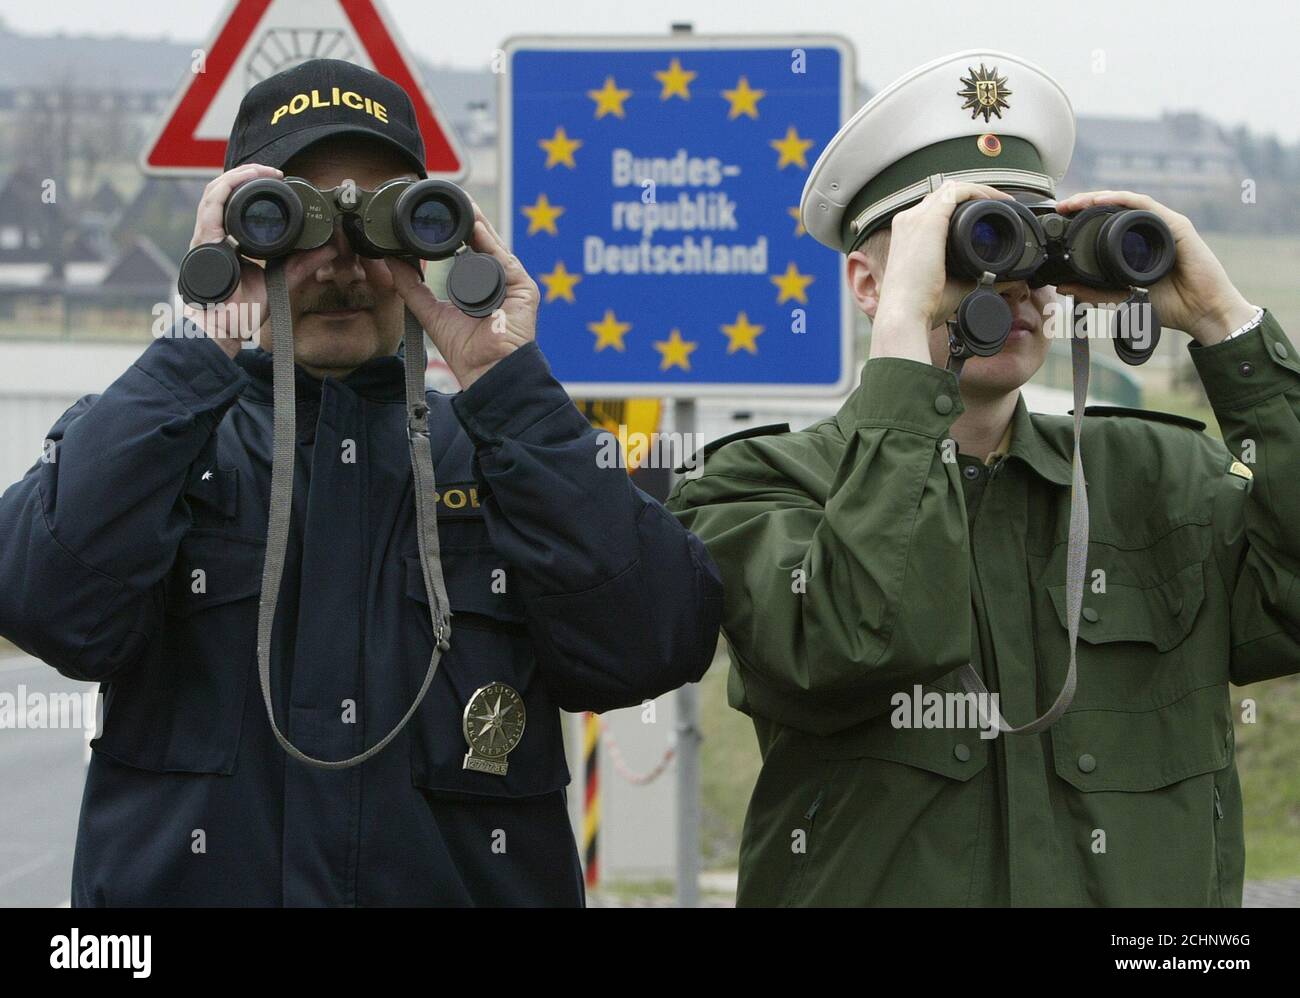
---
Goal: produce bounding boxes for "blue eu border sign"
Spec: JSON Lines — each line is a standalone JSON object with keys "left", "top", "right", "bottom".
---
{"left": 500, "top": 35, "right": 855, "bottom": 398}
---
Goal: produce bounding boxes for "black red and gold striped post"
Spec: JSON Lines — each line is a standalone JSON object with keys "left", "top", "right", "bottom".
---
{"left": 582, "top": 711, "right": 600, "bottom": 889}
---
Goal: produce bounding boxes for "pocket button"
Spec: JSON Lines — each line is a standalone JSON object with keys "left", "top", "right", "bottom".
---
{"left": 953, "top": 743, "right": 971, "bottom": 763}
{"left": 1077, "top": 753, "right": 1097, "bottom": 774}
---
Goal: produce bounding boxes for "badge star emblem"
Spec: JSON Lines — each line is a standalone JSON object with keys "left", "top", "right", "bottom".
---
{"left": 201, "top": 470, "right": 213, "bottom": 481}
{"left": 462, "top": 682, "right": 527, "bottom": 776}
{"left": 958, "top": 64, "right": 1012, "bottom": 122}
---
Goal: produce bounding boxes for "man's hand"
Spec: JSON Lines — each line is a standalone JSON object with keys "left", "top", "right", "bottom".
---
{"left": 386, "top": 201, "right": 539, "bottom": 390}
{"left": 185, "top": 163, "right": 282, "bottom": 358}
{"left": 1053, "top": 190, "right": 1257, "bottom": 345}
{"left": 869, "top": 180, "right": 1016, "bottom": 364}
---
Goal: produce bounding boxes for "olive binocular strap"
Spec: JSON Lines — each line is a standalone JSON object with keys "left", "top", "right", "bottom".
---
{"left": 256, "top": 260, "right": 452, "bottom": 769}
{"left": 955, "top": 333, "right": 1090, "bottom": 735}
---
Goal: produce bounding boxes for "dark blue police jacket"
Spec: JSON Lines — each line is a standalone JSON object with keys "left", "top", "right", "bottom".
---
{"left": 0, "top": 328, "right": 723, "bottom": 906}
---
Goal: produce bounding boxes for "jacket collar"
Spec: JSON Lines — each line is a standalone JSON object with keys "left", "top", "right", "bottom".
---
{"left": 1006, "top": 392, "right": 1073, "bottom": 486}
{"left": 235, "top": 344, "right": 408, "bottom": 404}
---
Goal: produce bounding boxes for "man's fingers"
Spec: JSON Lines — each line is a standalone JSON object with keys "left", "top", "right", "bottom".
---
{"left": 360, "top": 256, "right": 395, "bottom": 291}
{"left": 191, "top": 164, "right": 284, "bottom": 248}
{"left": 281, "top": 243, "right": 337, "bottom": 286}
{"left": 914, "top": 180, "right": 1014, "bottom": 220}
{"left": 468, "top": 203, "right": 535, "bottom": 291}
{"left": 389, "top": 256, "right": 444, "bottom": 313}
{"left": 471, "top": 201, "right": 509, "bottom": 253}
{"left": 1056, "top": 189, "right": 1151, "bottom": 211}
{"left": 1056, "top": 189, "right": 1186, "bottom": 234}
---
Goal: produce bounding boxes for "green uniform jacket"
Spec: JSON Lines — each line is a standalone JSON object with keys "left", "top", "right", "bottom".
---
{"left": 668, "top": 312, "right": 1300, "bottom": 906}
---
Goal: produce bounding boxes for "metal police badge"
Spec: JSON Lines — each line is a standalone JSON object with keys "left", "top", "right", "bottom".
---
{"left": 462, "top": 682, "right": 527, "bottom": 776}
{"left": 958, "top": 65, "right": 1012, "bottom": 122}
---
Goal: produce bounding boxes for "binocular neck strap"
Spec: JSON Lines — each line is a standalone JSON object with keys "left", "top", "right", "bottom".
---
{"left": 256, "top": 260, "right": 452, "bottom": 770}
{"left": 957, "top": 334, "right": 1090, "bottom": 734}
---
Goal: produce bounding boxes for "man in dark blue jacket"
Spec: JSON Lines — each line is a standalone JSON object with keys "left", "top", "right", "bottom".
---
{"left": 0, "top": 60, "right": 722, "bottom": 906}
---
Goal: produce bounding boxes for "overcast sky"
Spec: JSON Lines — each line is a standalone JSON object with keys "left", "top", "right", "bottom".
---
{"left": 4, "top": 0, "right": 1297, "bottom": 141}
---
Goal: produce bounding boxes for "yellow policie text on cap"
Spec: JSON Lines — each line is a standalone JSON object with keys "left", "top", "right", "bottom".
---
{"left": 270, "top": 88, "right": 388, "bottom": 127}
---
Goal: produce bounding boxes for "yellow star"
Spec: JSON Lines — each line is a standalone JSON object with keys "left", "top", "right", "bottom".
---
{"left": 653, "top": 328, "right": 697, "bottom": 371}
{"left": 538, "top": 126, "right": 582, "bottom": 169}
{"left": 770, "top": 125, "right": 815, "bottom": 170}
{"left": 722, "top": 76, "right": 765, "bottom": 119}
{"left": 721, "top": 312, "right": 764, "bottom": 355}
{"left": 587, "top": 310, "right": 631, "bottom": 351}
{"left": 540, "top": 261, "right": 582, "bottom": 303}
{"left": 771, "top": 262, "right": 815, "bottom": 304}
{"left": 654, "top": 57, "right": 696, "bottom": 101}
{"left": 521, "top": 193, "right": 564, "bottom": 236}
{"left": 788, "top": 206, "right": 806, "bottom": 237}
{"left": 587, "top": 76, "right": 631, "bottom": 119}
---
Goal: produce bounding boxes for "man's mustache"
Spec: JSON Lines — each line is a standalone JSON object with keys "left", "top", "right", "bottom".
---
{"left": 301, "top": 287, "right": 377, "bottom": 313}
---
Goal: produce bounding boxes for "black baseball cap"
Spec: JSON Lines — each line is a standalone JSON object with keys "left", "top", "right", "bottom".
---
{"left": 223, "top": 58, "right": 427, "bottom": 177}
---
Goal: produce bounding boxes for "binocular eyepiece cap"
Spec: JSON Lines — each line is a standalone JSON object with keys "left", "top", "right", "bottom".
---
{"left": 178, "top": 242, "right": 241, "bottom": 306}
{"left": 446, "top": 253, "right": 507, "bottom": 318}
{"left": 955, "top": 287, "right": 1014, "bottom": 356}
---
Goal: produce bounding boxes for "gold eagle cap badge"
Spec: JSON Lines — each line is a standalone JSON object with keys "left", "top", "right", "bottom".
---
{"left": 959, "top": 64, "right": 1012, "bottom": 122}
{"left": 463, "top": 682, "right": 527, "bottom": 776}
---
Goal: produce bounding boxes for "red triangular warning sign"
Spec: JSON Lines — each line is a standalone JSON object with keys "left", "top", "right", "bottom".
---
{"left": 141, "top": 0, "right": 466, "bottom": 178}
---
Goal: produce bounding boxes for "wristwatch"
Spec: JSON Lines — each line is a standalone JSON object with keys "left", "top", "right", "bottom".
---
{"left": 1225, "top": 306, "right": 1265, "bottom": 340}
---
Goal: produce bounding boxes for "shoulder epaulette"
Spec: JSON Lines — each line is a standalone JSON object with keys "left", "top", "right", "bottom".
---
{"left": 675, "top": 422, "right": 790, "bottom": 475}
{"left": 1075, "top": 404, "right": 1206, "bottom": 432}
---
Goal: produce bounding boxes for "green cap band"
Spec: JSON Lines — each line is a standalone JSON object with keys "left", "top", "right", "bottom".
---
{"left": 841, "top": 134, "right": 1048, "bottom": 254}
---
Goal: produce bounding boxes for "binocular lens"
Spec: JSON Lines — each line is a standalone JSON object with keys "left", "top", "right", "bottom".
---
{"left": 240, "top": 195, "right": 290, "bottom": 246}
{"left": 1097, "top": 209, "right": 1173, "bottom": 286}
{"left": 392, "top": 179, "right": 474, "bottom": 258}
{"left": 225, "top": 178, "right": 304, "bottom": 258}
{"left": 1120, "top": 226, "right": 1157, "bottom": 274}
{"left": 971, "top": 217, "right": 1011, "bottom": 264}
{"left": 408, "top": 195, "right": 457, "bottom": 247}
{"left": 947, "top": 200, "right": 1026, "bottom": 279}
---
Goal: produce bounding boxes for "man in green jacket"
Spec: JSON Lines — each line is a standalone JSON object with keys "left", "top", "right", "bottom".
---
{"left": 668, "top": 50, "right": 1300, "bottom": 906}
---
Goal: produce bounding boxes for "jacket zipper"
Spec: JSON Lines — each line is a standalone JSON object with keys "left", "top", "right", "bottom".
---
{"left": 1213, "top": 784, "right": 1223, "bottom": 820}
{"left": 804, "top": 789, "right": 825, "bottom": 824}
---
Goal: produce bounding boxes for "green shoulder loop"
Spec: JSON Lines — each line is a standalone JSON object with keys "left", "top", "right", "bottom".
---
{"left": 1074, "top": 404, "right": 1207, "bottom": 432}
{"left": 674, "top": 422, "right": 790, "bottom": 475}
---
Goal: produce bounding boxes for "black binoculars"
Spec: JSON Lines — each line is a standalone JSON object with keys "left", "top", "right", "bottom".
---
{"left": 944, "top": 199, "right": 1176, "bottom": 366}
{"left": 179, "top": 177, "right": 506, "bottom": 317}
